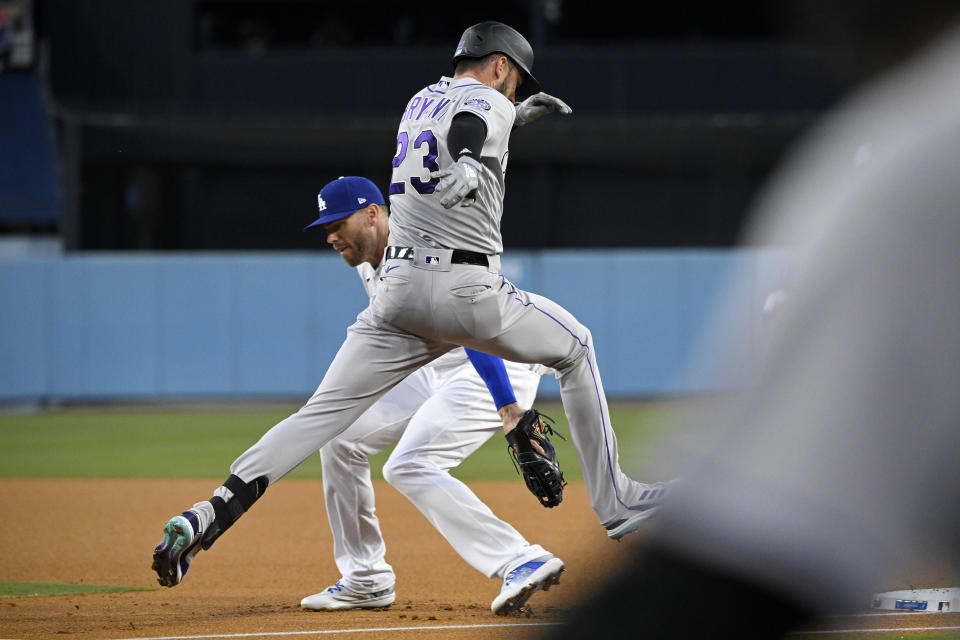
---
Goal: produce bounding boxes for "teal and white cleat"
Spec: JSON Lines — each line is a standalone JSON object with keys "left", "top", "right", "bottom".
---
{"left": 152, "top": 511, "right": 203, "bottom": 587}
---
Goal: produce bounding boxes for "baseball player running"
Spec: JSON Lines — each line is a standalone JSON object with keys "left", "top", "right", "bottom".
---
{"left": 153, "top": 19, "right": 665, "bottom": 607}
{"left": 303, "top": 175, "right": 561, "bottom": 614}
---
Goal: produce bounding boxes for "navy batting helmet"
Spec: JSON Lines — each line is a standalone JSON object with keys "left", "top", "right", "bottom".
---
{"left": 452, "top": 21, "right": 542, "bottom": 100}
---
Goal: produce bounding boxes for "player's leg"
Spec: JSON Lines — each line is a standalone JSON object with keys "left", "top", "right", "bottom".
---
{"left": 303, "top": 369, "right": 435, "bottom": 610}
{"left": 383, "top": 363, "right": 548, "bottom": 577}
{"left": 153, "top": 311, "right": 450, "bottom": 586}
{"left": 437, "top": 269, "right": 664, "bottom": 534}
{"left": 382, "top": 361, "right": 562, "bottom": 612}
{"left": 226, "top": 316, "right": 442, "bottom": 486}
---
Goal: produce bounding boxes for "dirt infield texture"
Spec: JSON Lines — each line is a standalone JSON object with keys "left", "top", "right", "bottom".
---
{"left": 0, "top": 479, "right": 627, "bottom": 640}
{"left": 2, "top": 479, "right": 958, "bottom": 639}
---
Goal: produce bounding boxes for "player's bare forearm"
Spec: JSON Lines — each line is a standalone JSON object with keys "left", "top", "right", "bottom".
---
{"left": 498, "top": 402, "right": 526, "bottom": 433}
{"left": 500, "top": 403, "right": 549, "bottom": 456}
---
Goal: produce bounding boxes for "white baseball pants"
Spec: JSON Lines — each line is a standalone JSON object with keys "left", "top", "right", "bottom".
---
{"left": 320, "top": 356, "right": 547, "bottom": 593}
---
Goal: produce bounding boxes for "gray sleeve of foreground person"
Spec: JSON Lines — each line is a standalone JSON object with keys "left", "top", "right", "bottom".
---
{"left": 545, "top": 17, "right": 960, "bottom": 640}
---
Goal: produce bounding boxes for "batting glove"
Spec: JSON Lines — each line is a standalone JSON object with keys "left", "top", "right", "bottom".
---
{"left": 431, "top": 155, "right": 482, "bottom": 208}
{"left": 514, "top": 92, "right": 573, "bottom": 127}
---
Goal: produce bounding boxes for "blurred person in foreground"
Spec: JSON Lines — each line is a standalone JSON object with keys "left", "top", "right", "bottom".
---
{"left": 545, "top": 8, "right": 960, "bottom": 640}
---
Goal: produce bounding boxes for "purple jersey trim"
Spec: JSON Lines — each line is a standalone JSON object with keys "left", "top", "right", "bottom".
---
{"left": 498, "top": 276, "right": 630, "bottom": 510}
{"left": 451, "top": 81, "right": 485, "bottom": 90}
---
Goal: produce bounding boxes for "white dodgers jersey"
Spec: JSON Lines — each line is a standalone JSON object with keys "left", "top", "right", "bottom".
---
{"left": 387, "top": 76, "right": 516, "bottom": 255}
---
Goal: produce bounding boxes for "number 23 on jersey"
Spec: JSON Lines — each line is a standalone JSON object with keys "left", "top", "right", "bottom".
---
{"left": 390, "top": 130, "right": 440, "bottom": 196}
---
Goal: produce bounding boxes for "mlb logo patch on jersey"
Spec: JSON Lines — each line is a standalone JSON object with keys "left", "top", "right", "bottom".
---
{"left": 464, "top": 97, "right": 491, "bottom": 111}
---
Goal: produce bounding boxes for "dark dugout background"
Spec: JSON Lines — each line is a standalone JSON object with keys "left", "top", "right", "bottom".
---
{"left": 31, "top": 0, "right": 957, "bottom": 250}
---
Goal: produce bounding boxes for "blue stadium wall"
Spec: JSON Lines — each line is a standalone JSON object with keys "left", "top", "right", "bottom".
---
{"left": 0, "top": 248, "right": 785, "bottom": 403}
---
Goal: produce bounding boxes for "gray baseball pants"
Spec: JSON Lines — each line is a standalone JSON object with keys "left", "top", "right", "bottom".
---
{"left": 230, "top": 248, "right": 648, "bottom": 525}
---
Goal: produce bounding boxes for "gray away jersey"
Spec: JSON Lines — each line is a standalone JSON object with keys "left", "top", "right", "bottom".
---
{"left": 387, "top": 76, "right": 515, "bottom": 255}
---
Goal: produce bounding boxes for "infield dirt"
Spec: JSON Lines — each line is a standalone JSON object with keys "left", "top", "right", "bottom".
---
{"left": 2, "top": 479, "right": 956, "bottom": 639}
{"left": 1, "top": 478, "right": 626, "bottom": 639}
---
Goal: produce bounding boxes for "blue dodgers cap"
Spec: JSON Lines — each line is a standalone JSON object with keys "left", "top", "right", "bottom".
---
{"left": 304, "top": 176, "right": 385, "bottom": 230}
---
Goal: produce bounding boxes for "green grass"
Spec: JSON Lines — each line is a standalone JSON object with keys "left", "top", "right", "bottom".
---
{"left": 0, "top": 400, "right": 682, "bottom": 481}
{"left": 4, "top": 403, "right": 959, "bottom": 640}
{"left": 0, "top": 581, "right": 151, "bottom": 597}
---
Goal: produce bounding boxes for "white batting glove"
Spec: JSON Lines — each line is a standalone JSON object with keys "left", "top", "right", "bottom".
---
{"left": 431, "top": 155, "right": 482, "bottom": 208}
{"left": 514, "top": 92, "right": 573, "bottom": 127}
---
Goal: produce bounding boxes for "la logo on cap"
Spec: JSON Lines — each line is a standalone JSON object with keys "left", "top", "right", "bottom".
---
{"left": 317, "top": 195, "right": 327, "bottom": 211}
